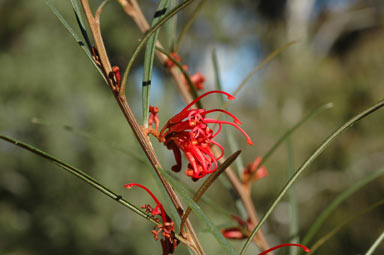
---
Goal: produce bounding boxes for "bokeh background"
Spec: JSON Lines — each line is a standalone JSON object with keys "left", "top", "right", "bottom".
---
{"left": 1, "top": 0, "right": 383, "bottom": 254}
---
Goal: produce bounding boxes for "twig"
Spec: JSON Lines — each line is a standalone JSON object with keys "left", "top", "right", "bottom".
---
{"left": 79, "top": 1, "right": 203, "bottom": 254}
{"left": 116, "top": 0, "right": 194, "bottom": 104}
{"left": 114, "top": 0, "right": 272, "bottom": 253}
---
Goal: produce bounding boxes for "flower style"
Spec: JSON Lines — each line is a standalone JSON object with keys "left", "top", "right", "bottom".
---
{"left": 258, "top": 243, "right": 311, "bottom": 255}
{"left": 157, "top": 90, "right": 253, "bottom": 181}
{"left": 124, "top": 183, "right": 178, "bottom": 254}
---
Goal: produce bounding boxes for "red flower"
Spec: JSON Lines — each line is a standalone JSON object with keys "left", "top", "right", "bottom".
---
{"left": 159, "top": 90, "right": 253, "bottom": 181}
{"left": 124, "top": 183, "right": 178, "bottom": 254}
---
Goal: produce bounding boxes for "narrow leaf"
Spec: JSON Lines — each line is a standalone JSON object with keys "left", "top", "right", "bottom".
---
{"left": 180, "top": 150, "right": 241, "bottom": 229}
{"left": 165, "top": 0, "right": 179, "bottom": 51}
{"left": 302, "top": 167, "right": 384, "bottom": 245}
{"left": 249, "top": 102, "right": 334, "bottom": 180}
{"left": 211, "top": 49, "right": 223, "bottom": 102}
{"left": 232, "top": 40, "right": 297, "bottom": 97}
{"left": 71, "top": 0, "right": 93, "bottom": 50}
{"left": 175, "top": 0, "right": 207, "bottom": 52}
{"left": 310, "top": 199, "right": 384, "bottom": 253}
{"left": 365, "top": 230, "right": 384, "bottom": 255}
{"left": 0, "top": 135, "right": 156, "bottom": 225}
{"left": 43, "top": 0, "right": 106, "bottom": 82}
{"left": 157, "top": 166, "right": 236, "bottom": 255}
{"left": 142, "top": 0, "right": 170, "bottom": 127}
{"left": 240, "top": 99, "right": 384, "bottom": 255}
{"left": 156, "top": 46, "right": 200, "bottom": 105}
{"left": 286, "top": 138, "right": 299, "bottom": 255}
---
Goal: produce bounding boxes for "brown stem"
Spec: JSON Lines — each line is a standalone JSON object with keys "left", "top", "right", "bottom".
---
{"left": 79, "top": 1, "right": 203, "bottom": 254}
{"left": 116, "top": 0, "right": 272, "bottom": 253}
{"left": 117, "top": 0, "right": 194, "bottom": 104}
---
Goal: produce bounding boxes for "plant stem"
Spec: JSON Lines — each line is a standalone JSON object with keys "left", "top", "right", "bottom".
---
{"left": 79, "top": 1, "right": 203, "bottom": 253}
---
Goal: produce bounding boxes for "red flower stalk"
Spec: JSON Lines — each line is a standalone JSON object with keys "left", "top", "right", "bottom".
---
{"left": 258, "top": 243, "right": 311, "bottom": 255}
{"left": 124, "top": 183, "right": 178, "bottom": 254}
{"left": 159, "top": 90, "right": 253, "bottom": 181}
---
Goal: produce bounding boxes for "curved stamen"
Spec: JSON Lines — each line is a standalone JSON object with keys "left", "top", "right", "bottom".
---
{"left": 209, "top": 140, "right": 225, "bottom": 160}
{"left": 199, "top": 145, "right": 218, "bottom": 171}
{"left": 204, "top": 109, "right": 242, "bottom": 125}
{"left": 124, "top": 183, "right": 167, "bottom": 224}
{"left": 181, "top": 90, "right": 235, "bottom": 114}
{"left": 204, "top": 118, "right": 253, "bottom": 145}
{"left": 190, "top": 144, "right": 208, "bottom": 174}
{"left": 212, "top": 123, "right": 222, "bottom": 138}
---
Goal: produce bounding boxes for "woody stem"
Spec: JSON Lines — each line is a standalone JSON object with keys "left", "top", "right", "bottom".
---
{"left": 79, "top": 1, "right": 203, "bottom": 254}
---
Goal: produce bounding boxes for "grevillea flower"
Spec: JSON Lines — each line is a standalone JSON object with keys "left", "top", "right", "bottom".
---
{"left": 124, "top": 183, "right": 178, "bottom": 254}
{"left": 158, "top": 90, "right": 253, "bottom": 181}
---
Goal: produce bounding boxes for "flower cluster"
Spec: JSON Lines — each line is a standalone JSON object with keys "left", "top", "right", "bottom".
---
{"left": 152, "top": 90, "right": 253, "bottom": 181}
{"left": 124, "top": 183, "right": 178, "bottom": 254}
{"left": 164, "top": 52, "right": 205, "bottom": 91}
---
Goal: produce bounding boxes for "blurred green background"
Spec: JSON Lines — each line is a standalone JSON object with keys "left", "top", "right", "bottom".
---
{"left": 0, "top": 0, "right": 383, "bottom": 254}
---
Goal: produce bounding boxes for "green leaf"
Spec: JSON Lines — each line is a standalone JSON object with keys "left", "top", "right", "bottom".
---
{"left": 180, "top": 151, "right": 241, "bottom": 229}
{"left": 249, "top": 102, "right": 334, "bottom": 180}
{"left": 165, "top": 0, "right": 179, "bottom": 51}
{"left": 232, "top": 40, "right": 297, "bottom": 97}
{"left": 286, "top": 138, "right": 299, "bottom": 255}
{"left": 310, "top": 199, "right": 384, "bottom": 253}
{"left": 70, "top": 0, "right": 92, "bottom": 50}
{"left": 0, "top": 134, "right": 157, "bottom": 225}
{"left": 365, "top": 230, "right": 384, "bottom": 255}
{"left": 155, "top": 46, "right": 200, "bottom": 105}
{"left": 142, "top": 0, "right": 170, "bottom": 127}
{"left": 302, "top": 167, "right": 384, "bottom": 245}
{"left": 175, "top": 0, "right": 207, "bottom": 52}
{"left": 240, "top": 99, "right": 384, "bottom": 255}
{"left": 157, "top": 167, "right": 236, "bottom": 255}
{"left": 43, "top": 0, "right": 106, "bottom": 82}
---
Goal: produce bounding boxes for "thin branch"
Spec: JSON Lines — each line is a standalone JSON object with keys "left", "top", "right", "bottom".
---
{"left": 116, "top": 0, "right": 194, "bottom": 104}
{"left": 180, "top": 150, "right": 241, "bottom": 235}
{"left": 79, "top": 0, "right": 203, "bottom": 254}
